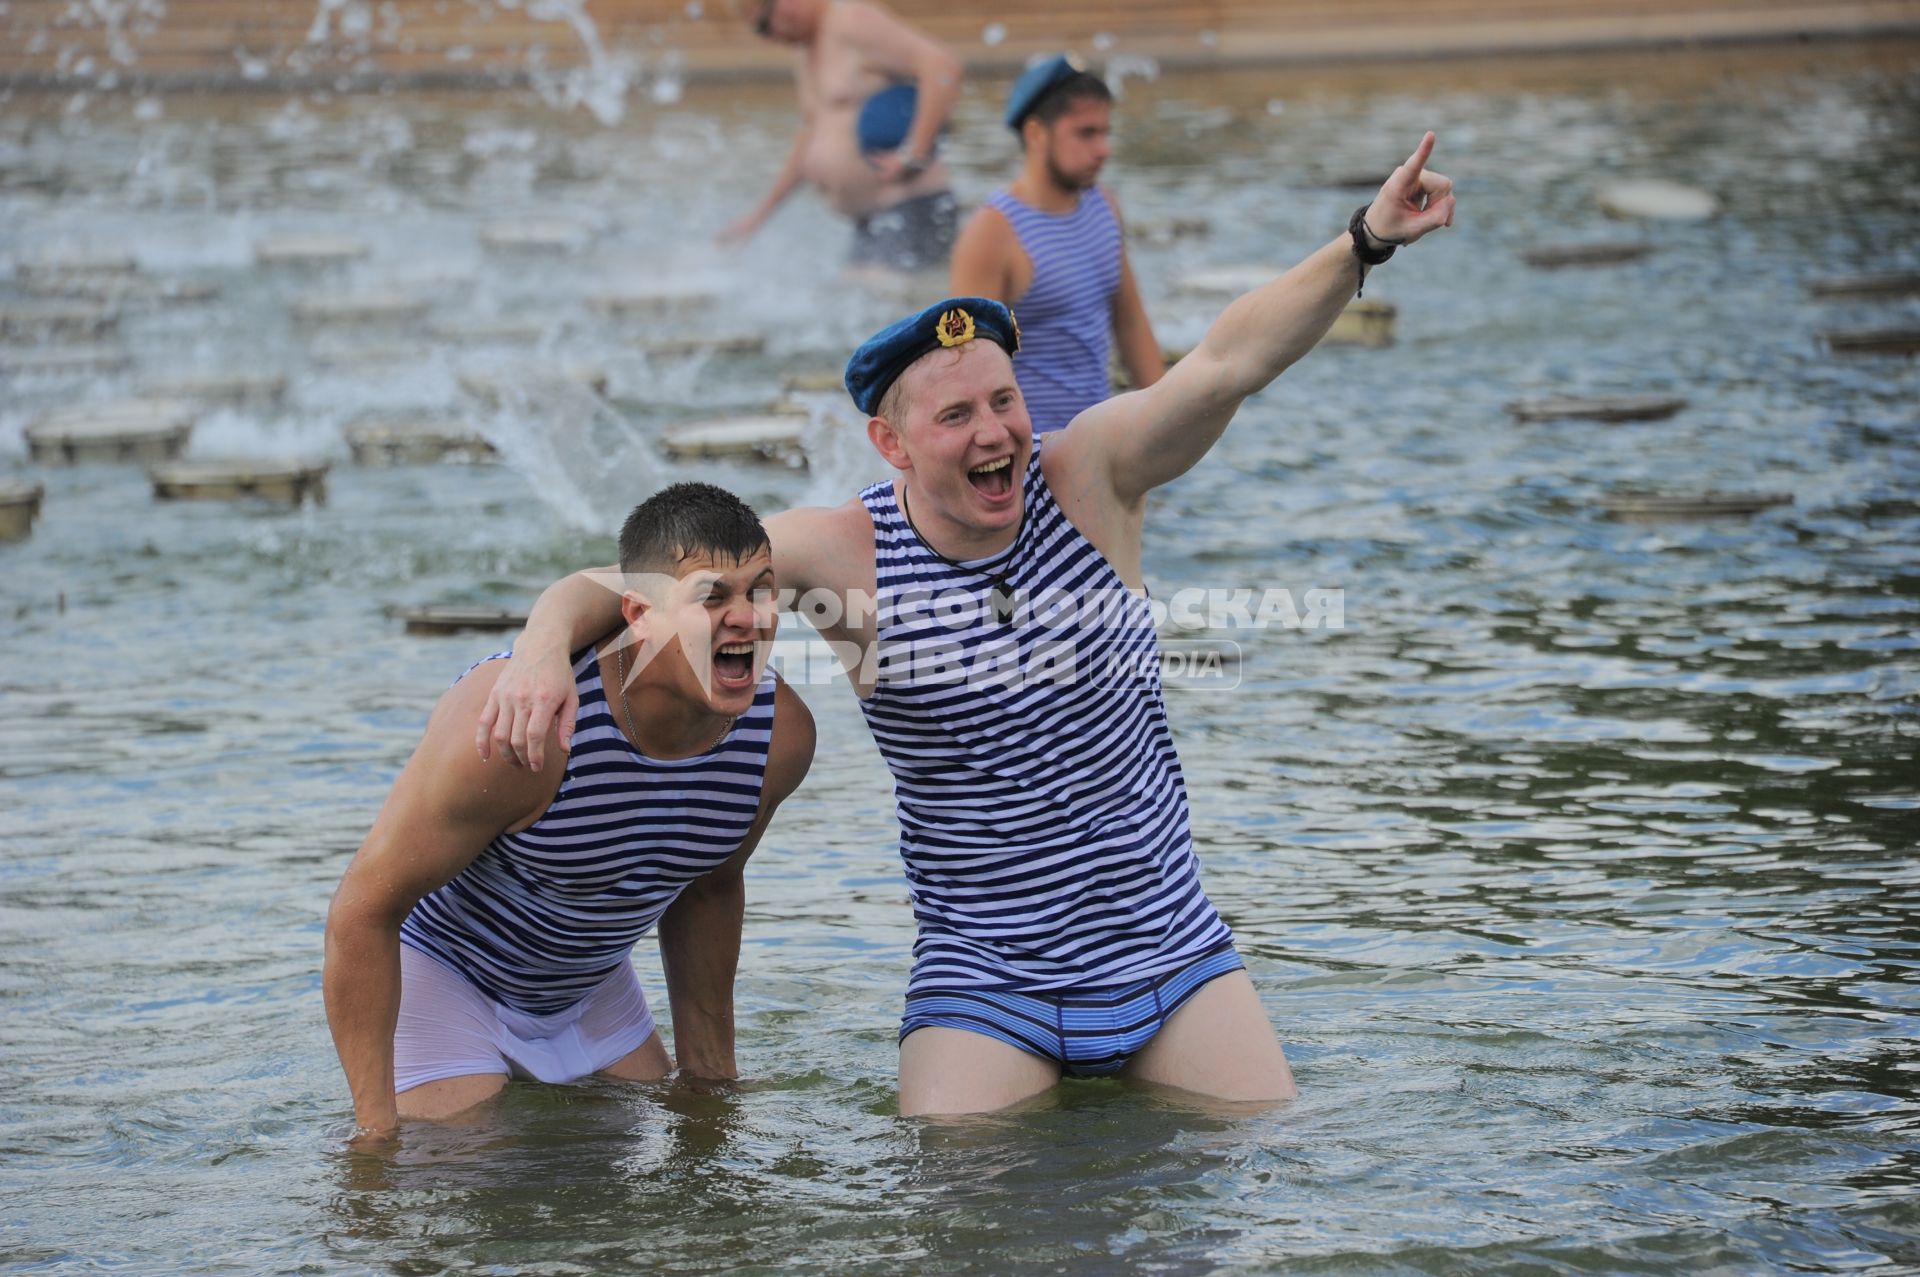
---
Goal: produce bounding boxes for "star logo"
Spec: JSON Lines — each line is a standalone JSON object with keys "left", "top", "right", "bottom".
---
{"left": 935, "top": 308, "right": 975, "bottom": 348}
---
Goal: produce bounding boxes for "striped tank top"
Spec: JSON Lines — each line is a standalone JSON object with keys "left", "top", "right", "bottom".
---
{"left": 400, "top": 648, "right": 777, "bottom": 1015}
{"left": 857, "top": 445, "right": 1233, "bottom": 996}
{"left": 987, "top": 186, "right": 1123, "bottom": 435}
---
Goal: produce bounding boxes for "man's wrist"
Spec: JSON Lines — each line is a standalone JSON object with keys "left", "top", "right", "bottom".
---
{"left": 676, "top": 1052, "right": 738, "bottom": 1080}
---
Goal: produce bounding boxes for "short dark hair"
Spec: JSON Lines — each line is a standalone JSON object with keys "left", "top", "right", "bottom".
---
{"left": 1029, "top": 70, "right": 1111, "bottom": 130}
{"left": 617, "top": 482, "right": 769, "bottom": 575}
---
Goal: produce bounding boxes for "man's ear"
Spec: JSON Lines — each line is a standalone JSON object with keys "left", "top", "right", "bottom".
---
{"left": 620, "top": 572, "right": 674, "bottom": 644}
{"left": 868, "top": 414, "right": 910, "bottom": 472}
{"left": 620, "top": 589, "right": 651, "bottom": 648}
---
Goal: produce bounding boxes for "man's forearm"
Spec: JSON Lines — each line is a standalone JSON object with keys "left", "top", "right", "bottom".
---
{"left": 514, "top": 568, "right": 622, "bottom": 658}
{"left": 323, "top": 914, "right": 404, "bottom": 1132}
{"left": 1196, "top": 235, "right": 1358, "bottom": 402}
{"left": 906, "top": 54, "right": 962, "bottom": 161}
{"left": 656, "top": 878, "right": 744, "bottom": 1078}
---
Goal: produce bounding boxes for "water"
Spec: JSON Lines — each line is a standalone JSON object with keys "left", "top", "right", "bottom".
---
{"left": 4, "top": 41, "right": 1919, "bottom": 1276}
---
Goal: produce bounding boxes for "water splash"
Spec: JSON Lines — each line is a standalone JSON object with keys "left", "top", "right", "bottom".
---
{"left": 1103, "top": 55, "right": 1160, "bottom": 99}
{"left": 476, "top": 379, "right": 667, "bottom": 533}
{"left": 524, "top": 0, "right": 641, "bottom": 126}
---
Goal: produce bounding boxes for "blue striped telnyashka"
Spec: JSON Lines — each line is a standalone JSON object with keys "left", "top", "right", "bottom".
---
{"left": 857, "top": 445, "right": 1233, "bottom": 996}
{"left": 987, "top": 186, "right": 1123, "bottom": 434}
{"left": 400, "top": 649, "right": 776, "bottom": 1015}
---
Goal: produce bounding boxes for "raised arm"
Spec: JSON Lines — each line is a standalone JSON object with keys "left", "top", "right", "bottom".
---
{"left": 654, "top": 678, "right": 816, "bottom": 1079}
{"left": 476, "top": 565, "right": 623, "bottom": 769}
{"left": 720, "top": 121, "right": 816, "bottom": 248}
{"left": 1067, "top": 131, "right": 1454, "bottom": 501}
{"left": 325, "top": 666, "right": 562, "bottom": 1142}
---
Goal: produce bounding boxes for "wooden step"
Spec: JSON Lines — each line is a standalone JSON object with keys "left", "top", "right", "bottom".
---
{"left": 1603, "top": 491, "right": 1792, "bottom": 520}
{"left": 26, "top": 398, "right": 197, "bottom": 463}
{"left": 343, "top": 418, "right": 498, "bottom": 465}
{"left": 1508, "top": 394, "right": 1687, "bottom": 423}
{"left": 149, "top": 458, "right": 330, "bottom": 505}
{"left": 1822, "top": 327, "right": 1920, "bottom": 356}
{"left": 660, "top": 414, "right": 809, "bottom": 465}
{"left": 392, "top": 604, "right": 530, "bottom": 635}
{"left": 1522, "top": 241, "right": 1652, "bottom": 269}
{"left": 0, "top": 479, "right": 46, "bottom": 542}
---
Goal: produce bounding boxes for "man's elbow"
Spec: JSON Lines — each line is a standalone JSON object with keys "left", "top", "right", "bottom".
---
{"left": 325, "top": 872, "right": 407, "bottom": 953}
{"left": 922, "top": 49, "right": 963, "bottom": 92}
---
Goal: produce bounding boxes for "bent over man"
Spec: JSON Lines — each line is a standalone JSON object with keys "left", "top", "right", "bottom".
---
{"left": 325, "top": 483, "right": 815, "bottom": 1141}
{"left": 485, "top": 134, "right": 1455, "bottom": 1115}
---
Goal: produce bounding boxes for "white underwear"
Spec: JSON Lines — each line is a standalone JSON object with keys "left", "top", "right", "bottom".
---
{"left": 394, "top": 942, "right": 657, "bottom": 1094}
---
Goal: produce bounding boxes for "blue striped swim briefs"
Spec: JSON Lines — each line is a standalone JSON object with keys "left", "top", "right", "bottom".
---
{"left": 898, "top": 944, "right": 1245, "bottom": 1077}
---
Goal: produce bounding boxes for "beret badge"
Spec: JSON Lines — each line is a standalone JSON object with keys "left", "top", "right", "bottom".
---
{"left": 935, "top": 307, "right": 976, "bottom": 348}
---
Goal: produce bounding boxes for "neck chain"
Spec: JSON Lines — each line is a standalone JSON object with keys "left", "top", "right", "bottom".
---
{"left": 898, "top": 481, "right": 1023, "bottom": 626}
{"left": 612, "top": 639, "right": 737, "bottom": 756}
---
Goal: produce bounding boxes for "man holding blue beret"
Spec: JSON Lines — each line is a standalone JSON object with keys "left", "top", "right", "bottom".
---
{"left": 722, "top": 0, "right": 963, "bottom": 274}
{"left": 951, "top": 54, "right": 1166, "bottom": 433}
{"left": 484, "top": 132, "right": 1456, "bottom": 1116}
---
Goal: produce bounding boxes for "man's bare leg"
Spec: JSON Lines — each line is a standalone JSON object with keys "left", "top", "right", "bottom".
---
{"left": 899, "top": 1027, "right": 1061, "bottom": 1117}
{"left": 597, "top": 1030, "right": 673, "bottom": 1081}
{"left": 396, "top": 1073, "right": 507, "bottom": 1121}
{"left": 1120, "top": 971, "right": 1298, "bottom": 1102}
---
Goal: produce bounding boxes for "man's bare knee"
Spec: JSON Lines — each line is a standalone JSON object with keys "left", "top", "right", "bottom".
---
{"left": 396, "top": 1073, "right": 507, "bottom": 1122}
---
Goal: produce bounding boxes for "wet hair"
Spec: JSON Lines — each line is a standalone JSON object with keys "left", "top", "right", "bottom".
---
{"left": 1026, "top": 71, "right": 1112, "bottom": 132}
{"left": 617, "top": 482, "right": 769, "bottom": 575}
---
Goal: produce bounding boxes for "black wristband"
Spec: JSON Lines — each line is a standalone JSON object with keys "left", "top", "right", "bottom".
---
{"left": 1348, "top": 204, "right": 1398, "bottom": 265}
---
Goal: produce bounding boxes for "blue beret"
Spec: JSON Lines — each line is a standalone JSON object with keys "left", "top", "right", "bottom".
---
{"left": 1005, "top": 53, "right": 1087, "bottom": 131}
{"left": 844, "top": 297, "right": 1022, "bottom": 417}
{"left": 857, "top": 83, "right": 917, "bottom": 153}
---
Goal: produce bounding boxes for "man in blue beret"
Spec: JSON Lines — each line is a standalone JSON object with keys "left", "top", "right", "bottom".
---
{"left": 720, "top": 0, "right": 964, "bottom": 275}
{"left": 950, "top": 54, "right": 1166, "bottom": 433}
{"left": 481, "top": 132, "right": 1456, "bottom": 1116}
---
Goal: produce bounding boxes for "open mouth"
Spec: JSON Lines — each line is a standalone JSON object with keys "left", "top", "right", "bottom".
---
{"left": 967, "top": 455, "right": 1013, "bottom": 499}
{"left": 713, "top": 641, "right": 756, "bottom": 687}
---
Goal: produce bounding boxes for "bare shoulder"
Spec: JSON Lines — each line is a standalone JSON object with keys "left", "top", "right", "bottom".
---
{"left": 951, "top": 203, "right": 1018, "bottom": 298}
{"left": 827, "top": 0, "right": 901, "bottom": 43}
{"left": 769, "top": 496, "right": 871, "bottom": 539}
{"left": 1099, "top": 185, "right": 1126, "bottom": 224}
{"left": 955, "top": 202, "right": 1018, "bottom": 259}
{"left": 1043, "top": 393, "right": 1153, "bottom": 504}
{"left": 408, "top": 659, "right": 569, "bottom": 826}
{"left": 766, "top": 676, "right": 818, "bottom": 804}
{"left": 768, "top": 498, "right": 875, "bottom": 583}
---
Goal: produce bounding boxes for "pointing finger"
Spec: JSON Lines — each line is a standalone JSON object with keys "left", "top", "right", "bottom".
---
{"left": 1402, "top": 130, "right": 1436, "bottom": 183}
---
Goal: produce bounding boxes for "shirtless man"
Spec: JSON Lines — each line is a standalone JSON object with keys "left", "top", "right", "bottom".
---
{"left": 950, "top": 54, "right": 1164, "bottom": 432}
{"left": 487, "top": 134, "right": 1455, "bottom": 1116}
{"left": 722, "top": 0, "right": 964, "bottom": 274}
{"left": 325, "top": 483, "right": 814, "bottom": 1142}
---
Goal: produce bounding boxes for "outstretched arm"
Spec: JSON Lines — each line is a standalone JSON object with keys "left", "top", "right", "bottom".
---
{"left": 476, "top": 566, "right": 623, "bottom": 770}
{"left": 720, "top": 122, "right": 815, "bottom": 247}
{"left": 654, "top": 679, "right": 816, "bottom": 1079}
{"left": 1067, "top": 131, "right": 1455, "bottom": 500}
{"left": 325, "top": 666, "right": 562, "bottom": 1141}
